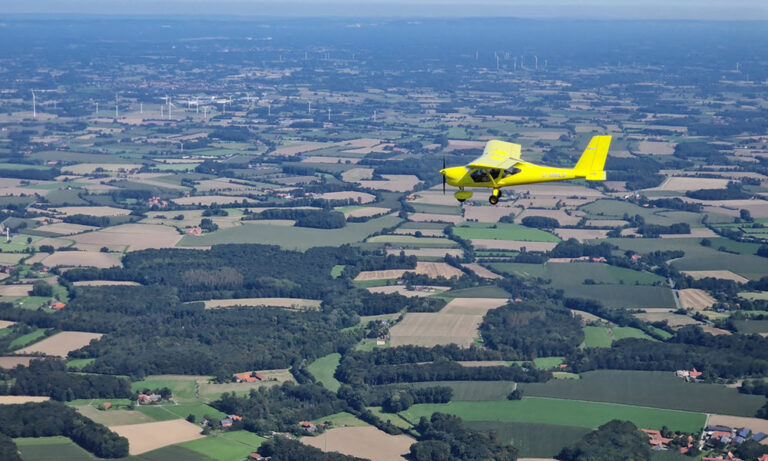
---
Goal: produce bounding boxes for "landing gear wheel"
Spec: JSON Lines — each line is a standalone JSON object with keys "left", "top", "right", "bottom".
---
{"left": 489, "top": 189, "right": 501, "bottom": 205}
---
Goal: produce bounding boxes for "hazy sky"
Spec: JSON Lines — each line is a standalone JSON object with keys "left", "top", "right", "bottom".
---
{"left": 2, "top": 0, "right": 767, "bottom": 20}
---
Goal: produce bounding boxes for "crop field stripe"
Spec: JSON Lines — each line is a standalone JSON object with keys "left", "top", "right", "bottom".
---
{"left": 400, "top": 397, "right": 706, "bottom": 433}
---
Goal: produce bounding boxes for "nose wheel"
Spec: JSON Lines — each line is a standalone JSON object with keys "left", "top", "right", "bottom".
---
{"left": 489, "top": 189, "right": 502, "bottom": 205}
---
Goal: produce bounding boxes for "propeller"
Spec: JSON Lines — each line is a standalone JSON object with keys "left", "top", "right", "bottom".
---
{"left": 442, "top": 156, "right": 446, "bottom": 195}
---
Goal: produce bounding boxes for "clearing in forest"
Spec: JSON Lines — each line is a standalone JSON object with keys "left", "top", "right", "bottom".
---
{"left": 203, "top": 298, "right": 321, "bottom": 310}
{"left": 389, "top": 312, "right": 484, "bottom": 347}
{"left": 15, "top": 331, "right": 104, "bottom": 357}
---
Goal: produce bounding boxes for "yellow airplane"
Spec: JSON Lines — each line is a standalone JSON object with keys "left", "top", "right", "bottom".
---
{"left": 440, "top": 135, "right": 611, "bottom": 204}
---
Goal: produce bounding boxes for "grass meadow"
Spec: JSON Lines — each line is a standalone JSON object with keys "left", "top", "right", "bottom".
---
{"left": 307, "top": 353, "right": 342, "bottom": 392}
{"left": 400, "top": 397, "right": 706, "bottom": 433}
{"left": 518, "top": 370, "right": 765, "bottom": 416}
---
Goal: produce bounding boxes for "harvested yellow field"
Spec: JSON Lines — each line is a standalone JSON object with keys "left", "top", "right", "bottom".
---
{"left": 634, "top": 312, "right": 700, "bottom": 328}
{"left": 355, "top": 269, "right": 408, "bottom": 281}
{"left": 0, "top": 284, "right": 34, "bottom": 296}
{"left": 367, "top": 285, "right": 450, "bottom": 298}
{"left": 682, "top": 270, "right": 749, "bottom": 284}
{"left": 195, "top": 179, "right": 261, "bottom": 194}
{"left": 320, "top": 191, "right": 376, "bottom": 203}
{"left": 393, "top": 228, "right": 444, "bottom": 237}
{"left": 203, "top": 298, "right": 321, "bottom": 310}
{"left": 341, "top": 168, "right": 374, "bottom": 182}
{"left": 272, "top": 141, "right": 330, "bottom": 156}
{"left": 464, "top": 205, "right": 519, "bottom": 223}
{"left": 708, "top": 414, "right": 768, "bottom": 435}
{"left": 359, "top": 174, "right": 421, "bottom": 192}
{"left": 653, "top": 177, "right": 731, "bottom": 191}
{"left": 73, "top": 223, "right": 183, "bottom": 251}
{"left": 471, "top": 239, "right": 558, "bottom": 252}
{"left": 461, "top": 263, "right": 503, "bottom": 280}
{"left": 73, "top": 280, "right": 141, "bottom": 287}
{"left": 408, "top": 212, "right": 463, "bottom": 224}
{"left": 36, "top": 222, "right": 98, "bottom": 235}
{"left": 16, "top": 331, "right": 104, "bottom": 357}
{"left": 409, "top": 190, "right": 461, "bottom": 206}
{"left": 301, "top": 426, "right": 414, "bottom": 461}
{"left": 571, "top": 309, "right": 604, "bottom": 322}
{"left": 678, "top": 289, "right": 717, "bottom": 311}
{"left": 445, "top": 140, "right": 485, "bottom": 152}
{"left": 0, "top": 396, "right": 50, "bottom": 404}
{"left": 636, "top": 141, "right": 675, "bottom": 155}
{"left": 514, "top": 184, "right": 605, "bottom": 197}
{"left": 76, "top": 405, "right": 155, "bottom": 426}
{"left": 0, "top": 320, "right": 15, "bottom": 329}
{"left": 516, "top": 209, "right": 581, "bottom": 226}
{"left": 51, "top": 206, "right": 131, "bottom": 217}
{"left": 414, "top": 261, "right": 464, "bottom": 278}
{"left": 172, "top": 195, "right": 251, "bottom": 206}
{"left": 42, "top": 251, "right": 122, "bottom": 268}
{"left": 342, "top": 207, "right": 391, "bottom": 219}
{"left": 554, "top": 229, "right": 609, "bottom": 241}
{"left": 701, "top": 325, "right": 731, "bottom": 336}
{"left": 355, "top": 262, "right": 463, "bottom": 281}
{"left": 385, "top": 248, "right": 464, "bottom": 258}
{"left": 389, "top": 312, "right": 483, "bottom": 347}
{"left": 62, "top": 163, "right": 142, "bottom": 175}
{"left": 585, "top": 219, "right": 629, "bottom": 228}
{"left": 112, "top": 420, "right": 205, "bottom": 455}
{"left": 0, "top": 357, "right": 35, "bottom": 369}
{"left": 440, "top": 298, "right": 508, "bottom": 315}
{"left": 301, "top": 156, "right": 360, "bottom": 164}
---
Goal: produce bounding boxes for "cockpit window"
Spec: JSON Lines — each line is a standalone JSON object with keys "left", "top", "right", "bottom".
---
{"left": 470, "top": 169, "right": 491, "bottom": 183}
{"left": 503, "top": 167, "right": 522, "bottom": 178}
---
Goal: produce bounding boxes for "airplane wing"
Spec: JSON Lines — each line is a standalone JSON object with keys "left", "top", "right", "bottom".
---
{"left": 468, "top": 140, "right": 522, "bottom": 170}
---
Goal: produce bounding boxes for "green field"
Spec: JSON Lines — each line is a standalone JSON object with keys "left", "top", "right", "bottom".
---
{"left": 15, "top": 437, "right": 96, "bottom": 461}
{"left": 179, "top": 432, "right": 265, "bottom": 461}
{"left": 583, "top": 326, "right": 613, "bottom": 348}
{"left": 330, "top": 265, "right": 345, "bottom": 278}
{"left": 487, "top": 262, "right": 548, "bottom": 278}
{"left": 733, "top": 320, "right": 768, "bottom": 335}
{"left": 9, "top": 328, "right": 48, "bottom": 349}
{"left": 593, "top": 237, "right": 768, "bottom": 281}
{"left": 400, "top": 397, "right": 706, "bottom": 433}
{"left": 307, "top": 353, "right": 342, "bottom": 392}
{"left": 547, "top": 262, "right": 665, "bottom": 286}
{"left": 583, "top": 325, "right": 653, "bottom": 348}
{"left": 136, "top": 405, "right": 184, "bottom": 422}
{"left": 158, "top": 403, "right": 227, "bottom": 422}
{"left": 533, "top": 357, "right": 565, "bottom": 370}
{"left": 441, "top": 285, "right": 511, "bottom": 299}
{"left": 314, "top": 411, "right": 370, "bottom": 427}
{"left": 465, "top": 421, "right": 590, "bottom": 458}
{"left": 178, "top": 215, "right": 402, "bottom": 250}
{"left": 132, "top": 445, "right": 215, "bottom": 461}
{"left": 66, "top": 358, "right": 96, "bottom": 370}
{"left": 131, "top": 377, "right": 197, "bottom": 402}
{"left": 391, "top": 381, "right": 518, "bottom": 401}
{"left": 452, "top": 222, "right": 560, "bottom": 242}
{"left": 366, "top": 235, "right": 458, "bottom": 247}
{"left": 519, "top": 370, "right": 766, "bottom": 416}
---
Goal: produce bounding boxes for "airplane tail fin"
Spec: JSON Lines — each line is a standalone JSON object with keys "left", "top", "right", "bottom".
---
{"left": 575, "top": 135, "right": 611, "bottom": 181}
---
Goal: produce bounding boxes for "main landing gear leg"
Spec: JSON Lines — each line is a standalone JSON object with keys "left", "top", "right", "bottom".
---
{"left": 489, "top": 189, "right": 501, "bottom": 205}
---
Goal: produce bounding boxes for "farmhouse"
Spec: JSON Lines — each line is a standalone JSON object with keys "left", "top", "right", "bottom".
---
{"left": 641, "top": 429, "right": 673, "bottom": 449}
{"left": 299, "top": 421, "right": 317, "bottom": 432}
{"left": 50, "top": 302, "right": 66, "bottom": 310}
{"left": 234, "top": 372, "right": 264, "bottom": 383}
{"left": 137, "top": 393, "right": 162, "bottom": 405}
{"left": 675, "top": 368, "right": 703, "bottom": 379}
{"left": 185, "top": 226, "right": 203, "bottom": 236}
